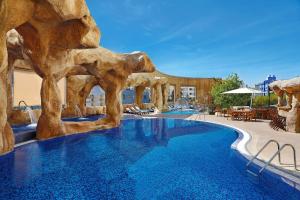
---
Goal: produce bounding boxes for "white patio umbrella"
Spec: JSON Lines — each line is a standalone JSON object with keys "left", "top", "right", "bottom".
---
{"left": 221, "top": 87, "right": 263, "bottom": 107}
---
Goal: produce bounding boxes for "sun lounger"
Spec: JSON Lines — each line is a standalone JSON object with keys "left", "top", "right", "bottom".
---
{"left": 124, "top": 107, "right": 135, "bottom": 114}
{"left": 130, "top": 107, "right": 145, "bottom": 115}
{"left": 134, "top": 106, "right": 150, "bottom": 114}
{"left": 269, "top": 110, "right": 286, "bottom": 131}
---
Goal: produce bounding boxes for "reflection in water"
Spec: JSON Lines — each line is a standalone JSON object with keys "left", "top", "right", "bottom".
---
{"left": 93, "top": 119, "right": 225, "bottom": 165}
{"left": 0, "top": 119, "right": 293, "bottom": 200}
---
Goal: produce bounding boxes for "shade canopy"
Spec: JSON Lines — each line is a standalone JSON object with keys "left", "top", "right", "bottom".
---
{"left": 221, "top": 87, "right": 264, "bottom": 108}
{"left": 221, "top": 87, "right": 263, "bottom": 94}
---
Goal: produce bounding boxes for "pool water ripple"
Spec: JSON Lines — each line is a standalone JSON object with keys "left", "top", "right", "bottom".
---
{"left": 0, "top": 118, "right": 299, "bottom": 200}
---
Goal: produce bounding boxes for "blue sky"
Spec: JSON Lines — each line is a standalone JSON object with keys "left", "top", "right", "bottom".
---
{"left": 86, "top": 0, "right": 300, "bottom": 86}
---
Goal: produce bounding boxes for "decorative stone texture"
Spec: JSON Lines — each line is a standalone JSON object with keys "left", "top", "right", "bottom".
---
{"left": 135, "top": 86, "right": 146, "bottom": 107}
{"left": 153, "top": 71, "right": 218, "bottom": 104}
{"left": 0, "top": 0, "right": 100, "bottom": 150}
{"left": 126, "top": 73, "right": 168, "bottom": 110}
{"left": 0, "top": 0, "right": 155, "bottom": 152}
{"left": 86, "top": 106, "right": 106, "bottom": 116}
{"left": 154, "top": 82, "right": 163, "bottom": 110}
{"left": 64, "top": 75, "right": 98, "bottom": 117}
{"left": 270, "top": 77, "right": 300, "bottom": 133}
{"left": 140, "top": 103, "right": 155, "bottom": 110}
{"left": 65, "top": 48, "right": 155, "bottom": 127}
{"left": 151, "top": 87, "right": 157, "bottom": 106}
{"left": 6, "top": 29, "right": 24, "bottom": 117}
{"left": 162, "top": 83, "right": 170, "bottom": 111}
{"left": 9, "top": 109, "right": 41, "bottom": 125}
{"left": 0, "top": 0, "right": 14, "bottom": 154}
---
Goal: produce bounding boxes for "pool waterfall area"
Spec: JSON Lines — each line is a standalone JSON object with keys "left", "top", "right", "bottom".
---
{"left": 1, "top": 118, "right": 300, "bottom": 199}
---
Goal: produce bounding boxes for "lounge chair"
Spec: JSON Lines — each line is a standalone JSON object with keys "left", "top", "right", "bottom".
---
{"left": 124, "top": 107, "right": 135, "bottom": 114}
{"left": 134, "top": 106, "right": 150, "bottom": 114}
{"left": 269, "top": 109, "right": 286, "bottom": 131}
{"left": 135, "top": 106, "right": 152, "bottom": 114}
{"left": 149, "top": 108, "right": 155, "bottom": 112}
{"left": 130, "top": 107, "right": 144, "bottom": 115}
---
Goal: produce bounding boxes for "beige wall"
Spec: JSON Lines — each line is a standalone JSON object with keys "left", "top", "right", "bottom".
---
{"left": 154, "top": 71, "right": 219, "bottom": 104}
{"left": 13, "top": 70, "right": 66, "bottom": 106}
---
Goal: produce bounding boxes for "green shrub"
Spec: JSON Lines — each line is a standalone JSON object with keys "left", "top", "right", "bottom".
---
{"left": 211, "top": 73, "right": 250, "bottom": 108}
{"left": 252, "top": 93, "right": 277, "bottom": 107}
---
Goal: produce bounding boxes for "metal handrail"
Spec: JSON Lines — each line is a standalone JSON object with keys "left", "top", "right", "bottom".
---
{"left": 246, "top": 139, "right": 282, "bottom": 168}
{"left": 18, "top": 100, "right": 29, "bottom": 108}
{"left": 259, "top": 144, "right": 299, "bottom": 174}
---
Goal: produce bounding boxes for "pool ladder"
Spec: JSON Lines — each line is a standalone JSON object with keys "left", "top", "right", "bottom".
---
{"left": 246, "top": 139, "right": 299, "bottom": 179}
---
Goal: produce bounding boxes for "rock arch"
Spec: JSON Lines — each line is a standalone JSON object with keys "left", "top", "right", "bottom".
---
{"left": 126, "top": 73, "right": 169, "bottom": 111}
{"left": 0, "top": 0, "right": 155, "bottom": 154}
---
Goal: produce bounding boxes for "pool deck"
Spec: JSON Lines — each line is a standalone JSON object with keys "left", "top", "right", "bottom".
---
{"left": 185, "top": 114, "right": 300, "bottom": 175}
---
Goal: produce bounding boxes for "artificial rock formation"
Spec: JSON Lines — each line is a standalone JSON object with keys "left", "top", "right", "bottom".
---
{"left": 126, "top": 73, "right": 169, "bottom": 110}
{"left": 0, "top": 0, "right": 100, "bottom": 152}
{"left": 270, "top": 77, "right": 300, "bottom": 133}
{"left": 65, "top": 75, "right": 98, "bottom": 117}
{"left": 6, "top": 29, "right": 24, "bottom": 117}
{"left": 135, "top": 86, "right": 146, "bottom": 107}
{"left": 0, "top": 0, "right": 155, "bottom": 154}
{"left": 162, "top": 83, "right": 170, "bottom": 110}
{"left": 65, "top": 49, "right": 155, "bottom": 124}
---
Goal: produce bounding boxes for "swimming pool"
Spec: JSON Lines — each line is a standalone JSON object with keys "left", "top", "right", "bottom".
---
{"left": 163, "top": 109, "right": 199, "bottom": 115}
{"left": 0, "top": 118, "right": 299, "bottom": 199}
{"left": 11, "top": 115, "right": 106, "bottom": 144}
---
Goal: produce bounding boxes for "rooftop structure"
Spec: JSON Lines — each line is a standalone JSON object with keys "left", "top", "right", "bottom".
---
{"left": 255, "top": 75, "right": 277, "bottom": 94}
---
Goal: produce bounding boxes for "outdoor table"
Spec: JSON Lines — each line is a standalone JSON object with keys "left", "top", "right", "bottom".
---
{"left": 230, "top": 110, "right": 254, "bottom": 121}
{"left": 254, "top": 108, "right": 269, "bottom": 119}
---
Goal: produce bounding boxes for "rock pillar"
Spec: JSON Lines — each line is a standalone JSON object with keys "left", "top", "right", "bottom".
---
{"left": 0, "top": 35, "right": 14, "bottom": 154}
{"left": 162, "top": 84, "right": 169, "bottom": 110}
{"left": 286, "top": 94, "right": 300, "bottom": 133}
{"left": 151, "top": 87, "right": 156, "bottom": 105}
{"left": 100, "top": 81, "right": 124, "bottom": 126}
{"left": 270, "top": 78, "right": 300, "bottom": 133}
{"left": 272, "top": 86, "right": 285, "bottom": 107}
{"left": 6, "top": 56, "right": 14, "bottom": 117}
{"left": 286, "top": 93, "right": 293, "bottom": 109}
{"left": 36, "top": 76, "right": 64, "bottom": 139}
{"left": 175, "top": 84, "right": 181, "bottom": 100}
{"left": 135, "top": 86, "right": 145, "bottom": 107}
{"left": 154, "top": 83, "right": 163, "bottom": 110}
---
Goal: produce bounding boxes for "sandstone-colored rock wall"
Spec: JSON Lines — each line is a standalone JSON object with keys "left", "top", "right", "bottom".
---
{"left": 64, "top": 49, "right": 155, "bottom": 126}
{"left": 0, "top": 0, "right": 155, "bottom": 155}
{"left": 153, "top": 71, "right": 218, "bottom": 104}
{"left": 162, "top": 83, "right": 169, "bottom": 110}
{"left": 270, "top": 77, "right": 300, "bottom": 133}
{"left": 126, "top": 73, "right": 168, "bottom": 110}
{"left": 86, "top": 106, "right": 106, "bottom": 116}
{"left": 64, "top": 75, "right": 98, "bottom": 117}
{"left": 135, "top": 86, "right": 146, "bottom": 107}
{"left": 9, "top": 109, "right": 41, "bottom": 125}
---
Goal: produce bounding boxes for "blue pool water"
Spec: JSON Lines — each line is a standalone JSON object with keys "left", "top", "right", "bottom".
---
{"left": 62, "top": 114, "right": 105, "bottom": 122}
{"left": 12, "top": 124, "right": 37, "bottom": 143}
{"left": 0, "top": 118, "right": 299, "bottom": 199}
{"left": 163, "top": 109, "right": 199, "bottom": 115}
